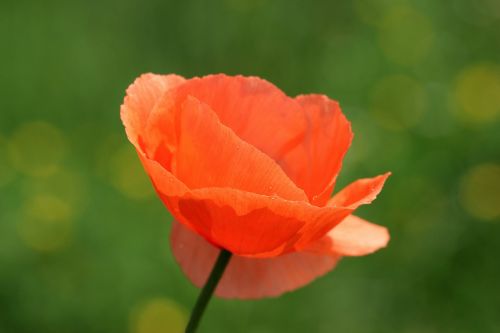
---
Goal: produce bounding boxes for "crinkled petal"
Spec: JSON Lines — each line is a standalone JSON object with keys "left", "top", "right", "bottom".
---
{"left": 328, "top": 173, "right": 391, "bottom": 208}
{"left": 120, "top": 73, "right": 185, "bottom": 147}
{"left": 277, "top": 95, "right": 353, "bottom": 206}
{"left": 141, "top": 92, "right": 306, "bottom": 200}
{"left": 139, "top": 158, "right": 388, "bottom": 256}
{"left": 170, "top": 96, "right": 307, "bottom": 201}
{"left": 304, "top": 215, "right": 390, "bottom": 256}
{"left": 294, "top": 172, "right": 391, "bottom": 249}
{"left": 136, "top": 146, "right": 321, "bottom": 256}
{"left": 172, "top": 188, "right": 351, "bottom": 257}
{"left": 138, "top": 167, "right": 389, "bottom": 257}
{"left": 170, "top": 221, "right": 340, "bottom": 299}
{"left": 148, "top": 74, "right": 308, "bottom": 167}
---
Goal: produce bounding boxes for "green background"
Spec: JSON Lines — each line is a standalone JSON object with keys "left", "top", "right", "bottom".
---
{"left": 1, "top": 0, "right": 500, "bottom": 332}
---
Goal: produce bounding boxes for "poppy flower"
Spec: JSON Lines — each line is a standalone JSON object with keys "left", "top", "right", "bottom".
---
{"left": 121, "top": 73, "right": 390, "bottom": 299}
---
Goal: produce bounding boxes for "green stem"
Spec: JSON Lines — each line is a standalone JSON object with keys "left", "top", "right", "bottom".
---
{"left": 185, "top": 249, "right": 232, "bottom": 333}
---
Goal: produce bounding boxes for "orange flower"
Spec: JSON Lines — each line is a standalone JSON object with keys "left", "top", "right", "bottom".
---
{"left": 121, "top": 74, "right": 390, "bottom": 299}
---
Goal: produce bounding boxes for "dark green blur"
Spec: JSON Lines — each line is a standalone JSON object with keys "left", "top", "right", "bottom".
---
{"left": 1, "top": 0, "right": 500, "bottom": 332}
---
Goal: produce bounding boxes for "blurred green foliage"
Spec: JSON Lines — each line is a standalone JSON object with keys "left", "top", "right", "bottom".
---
{"left": 1, "top": 0, "right": 500, "bottom": 332}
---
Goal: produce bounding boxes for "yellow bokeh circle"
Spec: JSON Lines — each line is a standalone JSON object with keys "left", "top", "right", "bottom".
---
{"left": 22, "top": 168, "right": 88, "bottom": 214}
{"left": 378, "top": 5, "right": 434, "bottom": 66}
{"left": 370, "top": 75, "right": 428, "bottom": 131}
{"left": 131, "top": 298, "right": 187, "bottom": 333}
{"left": 18, "top": 194, "right": 74, "bottom": 252}
{"left": 452, "top": 63, "right": 500, "bottom": 124}
{"left": 459, "top": 163, "right": 500, "bottom": 221}
{"left": 8, "top": 121, "right": 67, "bottom": 177}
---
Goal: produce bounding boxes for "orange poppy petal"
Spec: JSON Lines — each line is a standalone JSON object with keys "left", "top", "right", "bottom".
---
{"left": 140, "top": 151, "right": 388, "bottom": 256}
{"left": 120, "top": 73, "right": 185, "bottom": 147}
{"left": 170, "top": 187, "right": 350, "bottom": 257}
{"left": 134, "top": 95, "right": 349, "bottom": 256}
{"left": 170, "top": 221, "right": 340, "bottom": 299}
{"left": 328, "top": 172, "right": 391, "bottom": 208}
{"left": 170, "top": 96, "right": 307, "bottom": 201}
{"left": 141, "top": 91, "right": 307, "bottom": 200}
{"left": 277, "top": 94, "right": 353, "bottom": 206}
{"left": 293, "top": 172, "right": 391, "bottom": 249}
{"left": 138, "top": 149, "right": 303, "bottom": 253}
{"left": 136, "top": 150, "right": 215, "bottom": 236}
{"left": 150, "top": 74, "right": 308, "bottom": 171}
{"left": 138, "top": 151, "right": 188, "bottom": 196}
{"left": 304, "top": 215, "right": 390, "bottom": 256}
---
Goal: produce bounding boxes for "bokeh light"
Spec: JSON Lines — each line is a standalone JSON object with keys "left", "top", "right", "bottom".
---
{"left": 377, "top": 5, "right": 434, "bottom": 66}
{"left": 20, "top": 168, "right": 88, "bottom": 213}
{"left": 7, "top": 121, "right": 67, "bottom": 178}
{"left": 131, "top": 298, "right": 187, "bottom": 333}
{"left": 17, "top": 194, "right": 74, "bottom": 252}
{"left": 459, "top": 163, "right": 500, "bottom": 221}
{"left": 452, "top": 63, "right": 500, "bottom": 124}
{"left": 369, "top": 75, "right": 428, "bottom": 131}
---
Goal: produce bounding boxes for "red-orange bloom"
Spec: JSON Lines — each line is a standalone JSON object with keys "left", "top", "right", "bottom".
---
{"left": 121, "top": 73, "right": 390, "bottom": 299}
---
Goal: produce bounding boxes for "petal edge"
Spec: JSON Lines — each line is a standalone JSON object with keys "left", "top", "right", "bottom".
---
{"left": 305, "top": 215, "right": 390, "bottom": 256}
